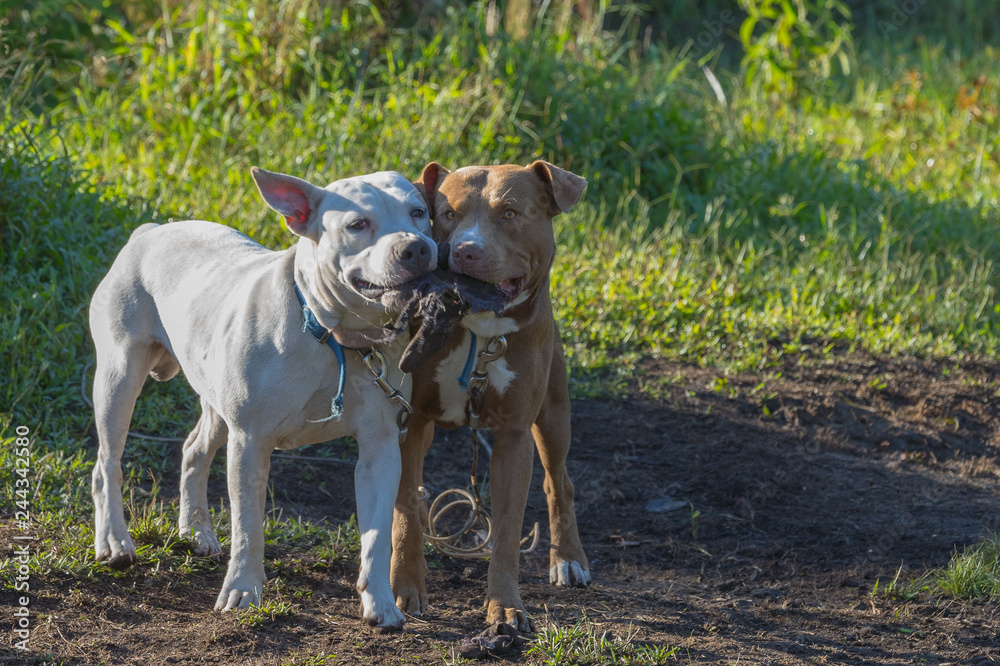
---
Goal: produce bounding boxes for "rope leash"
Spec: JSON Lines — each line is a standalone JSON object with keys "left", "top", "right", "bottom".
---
{"left": 421, "top": 429, "right": 540, "bottom": 559}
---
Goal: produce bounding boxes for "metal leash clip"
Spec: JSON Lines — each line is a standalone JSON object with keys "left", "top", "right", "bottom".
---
{"left": 362, "top": 349, "right": 414, "bottom": 442}
{"left": 467, "top": 335, "right": 507, "bottom": 422}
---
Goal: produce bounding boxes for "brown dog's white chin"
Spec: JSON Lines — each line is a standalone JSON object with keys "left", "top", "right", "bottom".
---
{"left": 497, "top": 275, "right": 525, "bottom": 301}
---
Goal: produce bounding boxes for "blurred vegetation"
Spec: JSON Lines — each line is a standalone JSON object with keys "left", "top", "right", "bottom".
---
{"left": 1, "top": 0, "right": 999, "bottom": 472}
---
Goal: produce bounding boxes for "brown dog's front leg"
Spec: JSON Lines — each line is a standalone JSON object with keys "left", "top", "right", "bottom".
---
{"left": 391, "top": 417, "right": 435, "bottom": 616}
{"left": 484, "top": 426, "right": 536, "bottom": 633}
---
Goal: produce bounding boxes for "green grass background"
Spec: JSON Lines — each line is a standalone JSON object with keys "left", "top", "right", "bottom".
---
{"left": 2, "top": 0, "right": 1000, "bottom": 624}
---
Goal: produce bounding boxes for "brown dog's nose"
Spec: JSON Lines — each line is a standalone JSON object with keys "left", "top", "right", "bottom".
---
{"left": 452, "top": 241, "right": 483, "bottom": 271}
{"left": 395, "top": 238, "right": 433, "bottom": 275}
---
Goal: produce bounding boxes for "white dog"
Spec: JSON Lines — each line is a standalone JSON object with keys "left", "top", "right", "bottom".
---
{"left": 89, "top": 167, "right": 435, "bottom": 629}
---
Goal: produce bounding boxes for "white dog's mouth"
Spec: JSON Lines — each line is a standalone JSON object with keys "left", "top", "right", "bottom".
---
{"left": 351, "top": 278, "right": 388, "bottom": 300}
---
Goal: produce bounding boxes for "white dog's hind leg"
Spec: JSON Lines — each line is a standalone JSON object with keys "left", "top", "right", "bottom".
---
{"left": 215, "top": 433, "right": 270, "bottom": 612}
{"left": 179, "top": 401, "right": 227, "bottom": 557}
{"left": 91, "top": 347, "right": 151, "bottom": 569}
{"left": 355, "top": 422, "right": 406, "bottom": 631}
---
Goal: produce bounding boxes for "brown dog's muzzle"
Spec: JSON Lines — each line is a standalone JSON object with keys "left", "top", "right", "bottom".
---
{"left": 451, "top": 241, "right": 485, "bottom": 274}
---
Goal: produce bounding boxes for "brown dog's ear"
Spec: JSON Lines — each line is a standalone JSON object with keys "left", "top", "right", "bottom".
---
{"left": 413, "top": 162, "right": 451, "bottom": 216}
{"left": 529, "top": 161, "right": 588, "bottom": 216}
{"left": 251, "top": 166, "right": 327, "bottom": 239}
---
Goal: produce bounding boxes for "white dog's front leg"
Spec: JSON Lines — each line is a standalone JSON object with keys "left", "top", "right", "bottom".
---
{"left": 355, "top": 423, "right": 405, "bottom": 631}
{"left": 215, "top": 437, "right": 270, "bottom": 612}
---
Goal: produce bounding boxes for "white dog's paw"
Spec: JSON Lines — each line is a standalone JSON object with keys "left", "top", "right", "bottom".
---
{"left": 94, "top": 524, "right": 137, "bottom": 570}
{"left": 359, "top": 586, "right": 405, "bottom": 631}
{"left": 215, "top": 569, "right": 266, "bottom": 612}
{"left": 550, "top": 560, "right": 591, "bottom": 587}
{"left": 180, "top": 521, "right": 222, "bottom": 558}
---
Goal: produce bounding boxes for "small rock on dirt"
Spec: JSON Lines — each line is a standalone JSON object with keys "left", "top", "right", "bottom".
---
{"left": 645, "top": 497, "right": 688, "bottom": 513}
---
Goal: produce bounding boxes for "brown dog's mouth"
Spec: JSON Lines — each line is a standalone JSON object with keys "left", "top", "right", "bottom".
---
{"left": 352, "top": 278, "right": 387, "bottom": 300}
{"left": 497, "top": 275, "right": 525, "bottom": 301}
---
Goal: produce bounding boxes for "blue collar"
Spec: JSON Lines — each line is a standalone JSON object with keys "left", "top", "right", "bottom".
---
{"left": 296, "top": 282, "right": 480, "bottom": 395}
{"left": 458, "top": 333, "right": 477, "bottom": 390}
{"left": 294, "top": 283, "right": 347, "bottom": 422}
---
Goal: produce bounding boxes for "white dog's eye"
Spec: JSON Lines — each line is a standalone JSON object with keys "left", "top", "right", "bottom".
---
{"left": 410, "top": 208, "right": 426, "bottom": 219}
{"left": 348, "top": 218, "right": 370, "bottom": 231}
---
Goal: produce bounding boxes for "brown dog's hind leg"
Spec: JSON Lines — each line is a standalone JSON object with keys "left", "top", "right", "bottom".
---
{"left": 391, "top": 417, "right": 434, "bottom": 616}
{"left": 532, "top": 333, "right": 590, "bottom": 587}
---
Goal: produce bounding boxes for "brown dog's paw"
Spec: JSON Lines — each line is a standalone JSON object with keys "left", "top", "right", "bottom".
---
{"left": 550, "top": 559, "right": 591, "bottom": 587}
{"left": 394, "top": 585, "right": 428, "bottom": 617}
{"left": 485, "top": 599, "right": 535, "bottom": 634}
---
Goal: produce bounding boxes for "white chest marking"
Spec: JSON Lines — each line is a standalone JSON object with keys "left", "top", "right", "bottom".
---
{"left": 433, "top": 330, "right": 517, "bottom": 424}
{"left": 434, "top": 339, "right": 471, "bottom": 424}
{"left": 461, "top": 288, "right": 530, "bottom": 338}
{"left": 487, "top": 357, "right": 515, "bottom": 393}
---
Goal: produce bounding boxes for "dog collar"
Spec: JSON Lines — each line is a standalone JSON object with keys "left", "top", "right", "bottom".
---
{"left": 294, "top": 283, "right": 348, "bottom": 422}
{"left": 293, "top": 283, "right": 415, "bottom": 437}
{"left": 457, "top": 333, "right": 478, "bottom": 389}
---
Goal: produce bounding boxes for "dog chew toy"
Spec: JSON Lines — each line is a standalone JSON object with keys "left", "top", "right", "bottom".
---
{"left": 390, "top": 268, "right": 506, "bottom": 373}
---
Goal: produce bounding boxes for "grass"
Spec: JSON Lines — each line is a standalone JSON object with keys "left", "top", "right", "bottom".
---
{"left": 526, "top": 610, "right": 679, "bottom": 665}
{"left": 931, "top": 533, "right": 1000, "bottom": 600}
{"left": 870, "top": 535, "right": 1000, "bottom": 606}
{"left": 3, "top": 0, "right": 1000, "bottom": 442}
{"left": 237, "top": 599, "right": 298, "bottom": 628}
{"left": 0, "top": 463, "right": 360, "bottom": 597}
{"left": 283, "top": 653, "right": 335, "bottom": 666}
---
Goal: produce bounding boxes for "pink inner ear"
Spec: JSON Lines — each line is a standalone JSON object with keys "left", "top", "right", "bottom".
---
{"left": 273, "top": 186, "right": 310, "bottom": 214}
{"left": 271, "top": 185, "right": 310, "bottom": 232}
{"left": 424, "top": 165, "right": 439, "bottom": 200}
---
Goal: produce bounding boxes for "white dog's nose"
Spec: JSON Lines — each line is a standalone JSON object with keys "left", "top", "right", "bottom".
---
{"left": 394, "top": 238, "right": 433, "bottom": 276}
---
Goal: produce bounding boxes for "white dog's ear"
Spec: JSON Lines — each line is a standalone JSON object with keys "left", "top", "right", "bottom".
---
{"left": 251, "top": 167, "right": 327, "bottom": 238}
{"left": 529, "top": 161, "right": 587, "bottom": 216}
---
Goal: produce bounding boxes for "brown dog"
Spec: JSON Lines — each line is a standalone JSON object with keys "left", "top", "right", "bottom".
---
{"left": 391, "top": 161, "right": 590, "bottom": 631}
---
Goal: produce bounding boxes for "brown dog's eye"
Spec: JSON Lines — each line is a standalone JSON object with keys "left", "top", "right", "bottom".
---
{"left": 444, "top": 210, "right": 456, "bottom": 220}
{"left": 502, "top": 209, "right": 517, "bottom": 220}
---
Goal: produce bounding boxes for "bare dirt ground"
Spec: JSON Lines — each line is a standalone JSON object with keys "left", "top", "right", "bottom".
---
{"left": 6, "top": 353, "right": 1000, "bottom": 664}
